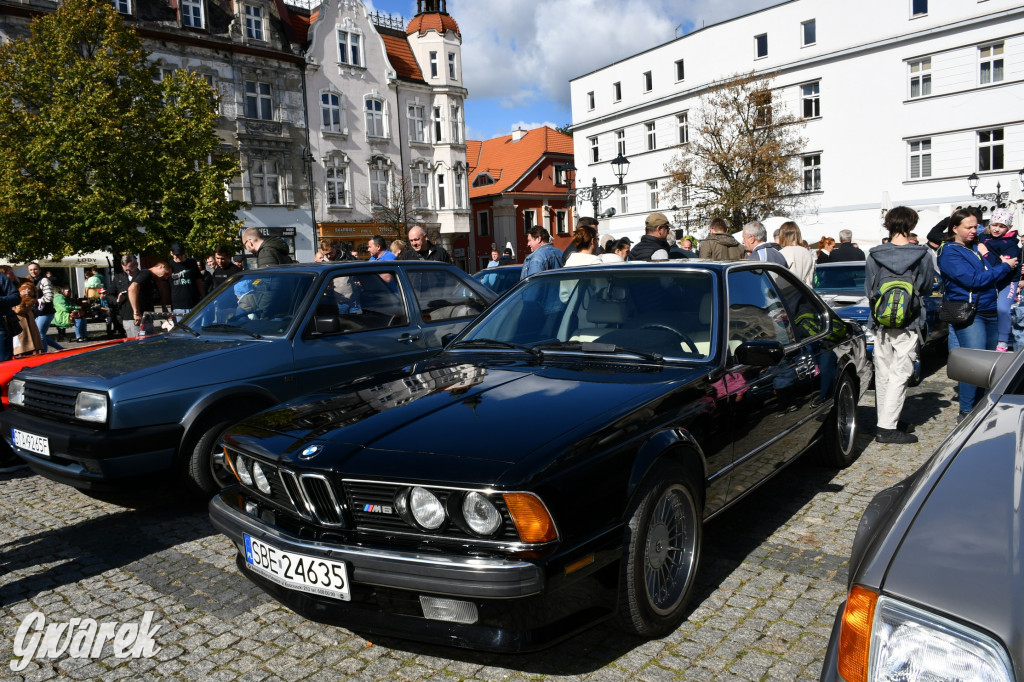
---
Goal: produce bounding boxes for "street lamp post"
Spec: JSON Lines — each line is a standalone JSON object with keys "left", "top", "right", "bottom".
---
{"left": 967, "top": 171, "right": 1018, "bottom": 206}
{"left": 558, "top": 155, "right": 630, "bottom": 218}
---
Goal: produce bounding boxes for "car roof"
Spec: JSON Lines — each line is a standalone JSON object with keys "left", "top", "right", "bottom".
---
{"left": 529, "top": 260, "right": 785, "bottom": 277}
{"left": 816, "top": 262, "right": 865, "bottom": 269}
{"left": 238, "top": 260, "right": 462, "bottom": 275}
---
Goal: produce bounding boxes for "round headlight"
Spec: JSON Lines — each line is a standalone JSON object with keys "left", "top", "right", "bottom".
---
{"left": 409, "top": 486, "right": 445, "bottom": 529}
{"left": 251, "top": 461, "right": 272, "bottom": 495}
{"left": 235, "top": 456, "right": 253, "bottom": 486}
{"left": 462, "top": 492, "right": 501, "bottom": 536}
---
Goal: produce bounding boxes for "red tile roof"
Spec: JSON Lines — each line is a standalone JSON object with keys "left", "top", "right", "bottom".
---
{"left": 276, "top": 0, "right": 316, "bottom": 45}
{"left": 380, "top": 32, "right": 424, "bottom": 82}
{"left": 468, "top": 126, "right": 574, "bottom": 199}
{"left": 406, "top": 12, "right": 460, "bottom": 38}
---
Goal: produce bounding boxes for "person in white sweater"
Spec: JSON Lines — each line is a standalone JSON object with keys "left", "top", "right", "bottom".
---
{"left": 778, "top": 221, "right": 815, "bottom": 286}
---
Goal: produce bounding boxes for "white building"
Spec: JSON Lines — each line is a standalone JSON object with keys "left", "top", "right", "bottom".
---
{"left": 569, "top": 0, "right": 1024, "bottom": 247}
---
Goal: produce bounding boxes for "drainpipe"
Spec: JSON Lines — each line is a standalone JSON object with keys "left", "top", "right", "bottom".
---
{"left": 299, "top": 64, "right": 317, "bottom": 252}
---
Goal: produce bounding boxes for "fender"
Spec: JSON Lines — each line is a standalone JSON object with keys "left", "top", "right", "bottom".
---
{"left": 624, "top": 428, "right": 707, "bottom": 512}
{"left": 178, "top": 384, "right": 279, "bottom": 450}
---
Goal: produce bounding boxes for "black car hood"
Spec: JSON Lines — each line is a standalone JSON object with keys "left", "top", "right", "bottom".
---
{"left": 230, "top": 354, "right": 699, "bottom": 472}
{"left": 883, "top": 400, "right": 1024, "bottom": 643}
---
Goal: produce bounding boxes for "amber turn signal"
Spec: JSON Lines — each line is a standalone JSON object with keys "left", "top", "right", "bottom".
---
{"left": 837, "top": 585, "right": 879, "bottom": 682}
{"left": 503, "top": 493, "right": 557, "bottom": 543}
{"left": 223, "top": 447, "right": 241, "bottom": 483}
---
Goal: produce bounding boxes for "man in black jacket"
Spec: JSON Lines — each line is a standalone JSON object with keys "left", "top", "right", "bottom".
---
{"left": 629, "top": 213, "right": 674, "bottom": 261}
{"left": 829, "top": 229, "right": 866, "bottom": 261}
{"left": 408, "top": 225, "right": 452, "bottom": 263}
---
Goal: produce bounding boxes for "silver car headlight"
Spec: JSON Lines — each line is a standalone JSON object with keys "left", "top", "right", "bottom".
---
{"left": 74, "top": 391, "right": 108, "bottom": 423}
{"left": 870, "top": 597, "right": 1013, "bottom": 682}
{"left": 409, "top": 486, "right": 445, "bottom": 529}
{"left": 235, "top": 455, "right": 253, "bottom": 487}
{"left": 7, "top": 379, "right": 24, "bottom": 406}
{"left": 250, "top": 461, "right": 272, "bottom": 495}
{"left": 462, "top": 491, "right": 501, "bottom": 536}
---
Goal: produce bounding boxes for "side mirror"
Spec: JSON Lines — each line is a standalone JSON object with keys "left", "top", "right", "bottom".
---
{"left": 734, "top": 340, "right": 784, "bottom": 367}
{"left": 441, "top": 332, "right": 457, "bottom": 347}
{"left": 312, "top": 316, "right": 341, "bottom": 335}
{"left": 948, "top": 348, "right": 1016, "bottom": 390}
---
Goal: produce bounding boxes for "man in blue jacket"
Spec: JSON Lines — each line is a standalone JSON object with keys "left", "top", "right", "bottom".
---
{"left": 521, "top": 226, "right": 563, "bottom": 279}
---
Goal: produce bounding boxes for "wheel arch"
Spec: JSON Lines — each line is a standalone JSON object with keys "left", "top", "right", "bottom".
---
{"left": 625, "top": 429, "right": 707, "bottom": 517}
{"left": 177, "top": 386, "right": 279, "bottom": 457}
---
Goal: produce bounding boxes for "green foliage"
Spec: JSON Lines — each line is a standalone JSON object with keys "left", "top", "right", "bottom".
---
{"left": 663, "top": 72, "right": 807, "bottom": 233}
{"left": 0, "top": 0, "right": 241, "bottom": 262}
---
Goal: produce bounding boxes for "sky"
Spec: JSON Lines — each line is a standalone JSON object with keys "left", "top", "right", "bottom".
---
{"left": 365, "top": 0, "right": 781, "bottom": 141}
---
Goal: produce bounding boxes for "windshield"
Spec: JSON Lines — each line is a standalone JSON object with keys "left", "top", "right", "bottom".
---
{"left": 460, "top": 270, "right": 716, "bottom": 360}
{"left": 474, "top": 268, "right": 521, "bottom": 296}
{"left": 184, "top": 272, "right": 316, "bottom": 337}
{"left": 814, "top": 266, "right": 865, "bottom": 293}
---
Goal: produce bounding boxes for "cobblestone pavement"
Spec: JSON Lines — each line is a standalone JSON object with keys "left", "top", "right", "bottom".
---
{"left": 0, "top": 355, "right": 957, "bottom": 681}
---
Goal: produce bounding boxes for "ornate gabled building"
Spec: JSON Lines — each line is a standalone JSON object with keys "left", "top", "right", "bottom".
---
{"left": 302, "top": 0, "right": 471, "bottom": 265}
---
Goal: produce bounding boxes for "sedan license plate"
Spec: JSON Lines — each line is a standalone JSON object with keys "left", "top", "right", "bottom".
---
{"left": 11, "top": 428, "right": 48, "bottom": 457}
{"left": 243, "top": 534, "right": 350, "bottom": 601}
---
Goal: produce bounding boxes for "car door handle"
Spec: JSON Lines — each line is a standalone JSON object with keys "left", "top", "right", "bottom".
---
{"left": 397, "top": 333, "right": 421, "bottom": 344}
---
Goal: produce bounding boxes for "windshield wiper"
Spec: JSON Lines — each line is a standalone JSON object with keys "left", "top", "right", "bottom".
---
{"left": 200, "top": 324, "right": 262, "bottom": 339}
{"left": 452, "top": 338, "right": 541, "bottom": 357}
{"left": 173, "top": 321, "right": 200, "bottom": 337}
{"left": 534, "top": 341, "right": 664, "bottom": 363}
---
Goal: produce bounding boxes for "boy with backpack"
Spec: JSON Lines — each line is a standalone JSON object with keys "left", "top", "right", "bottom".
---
{"left": 866, "top": 206, "right": 935, "bottom": 444}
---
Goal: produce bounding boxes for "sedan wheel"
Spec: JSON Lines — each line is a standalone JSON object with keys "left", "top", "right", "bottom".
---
{"left": 618, "top": 463, "right": 702, "bottom": 636}
{"left": 819, "top": 373, "right": 859, "bottom": 468}
{"left": 185, "top": 406, "right": 257, "bottom": 496}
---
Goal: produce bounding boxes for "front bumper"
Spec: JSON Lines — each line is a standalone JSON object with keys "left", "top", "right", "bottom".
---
{"left": 0, "top": 408, "right": 181, "bottom": 488}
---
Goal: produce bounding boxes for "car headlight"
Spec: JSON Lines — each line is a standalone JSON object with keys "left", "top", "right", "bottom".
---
{"left": 235, "top": 455, "right": 253, "bottom": 486}
{"left": 74, "top": 391, "right": 108, "bottom": 423}
{"left": 409, "top": 486, "right": 445, "bottom": 529}
{"left": 7, "top": 379, "right": 24, "bottom": 406}
{"left": 461, "top": 492, "right": 501, "bottom": 536}
{"left": 250, "top": 461, "right": 272, "bottom": 495}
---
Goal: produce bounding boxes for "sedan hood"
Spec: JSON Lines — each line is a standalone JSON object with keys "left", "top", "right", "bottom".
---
{"left": 820, "top": 292, "right": 868, "bottom": 309}
{"left": 230, "top": 355, "right": 697, "bottom": 470}
{"left": 883, "top": 401, "right": 1024, "bottom": 644}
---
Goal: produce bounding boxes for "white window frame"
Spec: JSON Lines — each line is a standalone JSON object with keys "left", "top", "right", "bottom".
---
{"left": 587, "top": 91, "right": 595, "bottom": 110}
{"left": 365, "top": 97, "right": 386, "bottom": 139}
{"left": 113, "top": 0, "right": 131, "bottom": 14}
{"left": 411, "top": 165, "right": 431, "bottom": 209}
{"left": 675, "top": 59, "right": 684, "bottom": 82}
{"left": 250, "top": 158, "right": 280, "bottom": 205}
{"left": 436, "top": 171, "right": 447, "bottom": 209}
{"left": 181, "top": 0, "right": 204, "bottom": 28}
{"left": 523, "top": 209, "right": 536, "bottom": 234}
{"left": 754, "top": 33, "right": 768, "bottom": 59}
{"left": 908, "top": 138, "right": 932, "bottom": 179}
{"left": 370, "top": 159, "right": 389, "bottom": 207}
{"left": 244, "top": 81, "right": 273, "bottom": 120}
{"left": 450, "top": 103, "right": 462, "bottom": 144}
{"left": 979, "top": 42, "right": 1004, "bottom": 86}
{"left": 556, "top": 210, "right": 568, "bottom": 236}
{"left": 433, "top": 106, "right": 443, "bottom": 143}
{"left": 645, "top": 122, "right": 656, "bottom": 151}
{"left": 477, "top": 210, "right": 490, "bottom": 236}
{"left": 801, "top": 82, "right": 820, "bottom": 119}
{"left": 454, "top": 170, "right": 465, "bottom": 209}
{"left": 589, "top": 136, "right": 599, "bottom": 164}
{"left": 448, "top": 52, "right": 457, "bottom": 79}
{"left": 909, "top": 57, "right": 931, "bottom": 98}
{"left": 408, "top": 102, "right": 426, "bottom": 143}
{"left": 321, "top": 92, "right": 342, "bottom": 132}
{"left": 429, "top": 51, "right": 438, "bottom": 78}
{"left": 648, "top": 181, "right": 659, "bottom": 210}
{"left": 615, "top": 129, "right": 625, "bottom": 156}
{"left": 325, "top": 160, "right": 350, "bottom": 207}
{"left": 801, "top": 19, "right": 815, "bottom": 46}
{"left": 244, "top": 4, "right": 264, "bottom": 41}
{"left": 643, "top": 71, "right": 653, "bottom": 93}
{"left": 978, "top": 128, "right": 1004, "bottom": 172}
{"left": 802, "top": 154, "right": 821, "bottom": 192}
{"left": 612, "top": 82, "right": 621, "bottom": 102}
{"left": 338, "top": 29, "right": 363, "bottom": 67}
{"left": 911, "top": 0, "right": 927, "bottom": 17}
{"left": 619, "top": 186, "right": 628, "bottom": 214}
{"left": 677, "top": 112, "right": 689, "bottom": 145}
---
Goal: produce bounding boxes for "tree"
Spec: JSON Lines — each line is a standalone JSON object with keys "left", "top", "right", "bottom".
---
{"left": 0, "top": 0, "right": 241, "bottom": 262}
{"left": 663, "top": 72, "right": 807, "bottom": 233}
{"left": 365, "top": 175, "right": 421, "bottom": 244}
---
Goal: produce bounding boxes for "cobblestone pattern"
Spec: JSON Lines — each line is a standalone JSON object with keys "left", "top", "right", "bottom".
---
{"left": 0, "top": 359, "right": 956, "bottom": 680}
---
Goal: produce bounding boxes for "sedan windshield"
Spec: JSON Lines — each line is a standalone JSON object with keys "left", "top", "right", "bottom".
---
{"left": 185, "top": 272, "right": 316, "bottom": 337}
{"left": 460, "top": 269, "right": 716, "bottom": 360}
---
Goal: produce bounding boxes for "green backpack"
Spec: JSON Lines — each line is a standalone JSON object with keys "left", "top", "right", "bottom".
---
{"left": 872, "top": 279, "right": 917, "bottom": 328}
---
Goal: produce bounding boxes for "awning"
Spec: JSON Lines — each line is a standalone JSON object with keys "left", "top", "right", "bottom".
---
{"left": 0, "top": 251, "right": 114, "bottom": 269}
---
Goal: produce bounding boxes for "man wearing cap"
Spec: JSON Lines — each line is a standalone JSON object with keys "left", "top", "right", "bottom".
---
{"left": 168, "top": 242, "right": 205, "bottom": 322}
{"left": 629, "top": 212, "right": 675, "bottom": 261}
{"left": 699, "top": 217, "right": 745, "bottom": 260}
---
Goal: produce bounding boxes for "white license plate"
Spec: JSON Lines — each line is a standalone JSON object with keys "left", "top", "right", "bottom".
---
{"left": 11, "top": 428, "right": 49, "bottom": 457}
{"left": 243, "top": 534, "right": 350, "bottom": 601}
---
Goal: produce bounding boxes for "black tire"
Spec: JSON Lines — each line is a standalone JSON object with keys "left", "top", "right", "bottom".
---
{"left": 616, "top": 462, "right": 702, "bottom": 637}
{"left": 184, "top": 405, "right": 257, "bottom": 496}
{"left": 818, "top": 372, "right": 859, "bottom": 468}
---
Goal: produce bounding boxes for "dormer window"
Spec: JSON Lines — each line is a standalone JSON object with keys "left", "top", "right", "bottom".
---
{"left": 472, "top": 173, "right": 495, "bottom": 188}
{"left": 181, "top": 0, "right": 204, "bottom": 29}
{"left": 245, "top": 5, "right": 265, "bottom": 41}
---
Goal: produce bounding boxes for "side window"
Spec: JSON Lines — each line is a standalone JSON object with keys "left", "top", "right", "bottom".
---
{"left": 313, "top": 272, "right": 407, "bottom": 334}
{"left": 726, "top": 270, "right": 794, "bottom": 348}
{"left": 408, "top": 269, "right": 488, "bottom": 322}
{"left": 765, "top": 270, "right": 824, "bottom": 341}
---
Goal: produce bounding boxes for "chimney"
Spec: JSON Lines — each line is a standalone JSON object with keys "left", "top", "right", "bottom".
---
{"left": 511, "top": 127, "right": 526, "bottom": 142}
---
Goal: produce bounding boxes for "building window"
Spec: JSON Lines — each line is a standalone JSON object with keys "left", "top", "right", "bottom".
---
{"left": 587, "top": 91, "right": 595, "bottom": 110}
{"left": 251, "top": 159, "right": 280, "bottom": 204}
{"left": 436, "top": 172, "right": 446, "bottom": 209}
{"left": 979, "top": 128, "right": 1004, "bottom": 171}
{"left": 326, "top": 165, "right": 348, "bottom": 207}
{"left": 909, "top": 58, "right": 931, "bottom": 98}
{"left": 454, "top": 170, "right": 465, "bottom": 209}
{"left": 803, "top": 154, "right": 821, "bottom": 191}
{"left": 412, "top": 167, "right": 430, "bottom": 208}
{"left": 801, "top": 82, "right": 820, "bottom": 119}
{"left": 244, "top": 81, "right": 272, "bottom": 120}
{"left": 321, "top": 92, "right": 342, "bottom": 132}
{"left": 677, "top": 112, "right": 689, "bottom": 144}
{"left": 113, "top": 0, "right": 131, "bottom": 14}
{"left": 433, "top": 106, "right": 443, "bottom": 143}
{"left": 181, "top": 0, "right": 203, "bottom": 28}
{"left": 450, "top": 104, "right": 461, "bottom": 144}
{"left": 643, "top": 71, "right": 653, "bottom": 92}
{"left": 680, "top": 184, "right": 691, "bottom": 206}
{"left": 408, "top": 102, "right": 426, "bottom": 142}
{"left": 523, "top": 209, "right": 536, "bottom": 233}
{"left": 801, "top": 19, "right": 815, "bottom": 46}
{"left": 365, "top": 98, "right": 385, "bottom": 138}
{"left": 429, "top": 51, "right": 438, "bottom": 78}
{"left": 911, "top": 0, "right": 927, "bottom": 17}
{"left": 909, "top": 139, "right": 932, "bottom": 179}
{"left": 619, "top": 186, "right": 628, "bottom": 214}
{"left": 448, "top": 52, "right": 457, "bottom": 79}
{"left": 589, "top": 136, "right": 599, "bottom": 163}
{"left": 615, "top": 129, "right": 625, "bottom": 156}
{"left": 554, "top": 166, "right": 567, "bottom": 186}
{"left": 555, "top": 210, "right": 568, "bottom": 235}
{"left": 980, "top": 43, "right": 1004, "bottom": 85}
{"left": 755, "top": 33, "right": 768, "bottom": 59}
{"left": 338, "top": 30, "right": 362, "bottom": 66}
{"left": 613, "top": 82, "right": 621, "bottom": 102}
{"left": 648, "top": 181, "right": 659, "bottom": 210}
{"left": 370, "top": 161, "right": 389, "bottom": 206}
{"left": 244, "top": 5, "right": 264, "bottom": 40}
{"left": 477, "top": 211, "right": 490, "bottom": 236}
{"left": 645, "top": 122, "right": 656, "bottom": 151}
{"left": 752, "top": 89, "right": 772, "bottom": 127}
{"left": 675, "top": 59, "right": 685, "bottom": 81}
